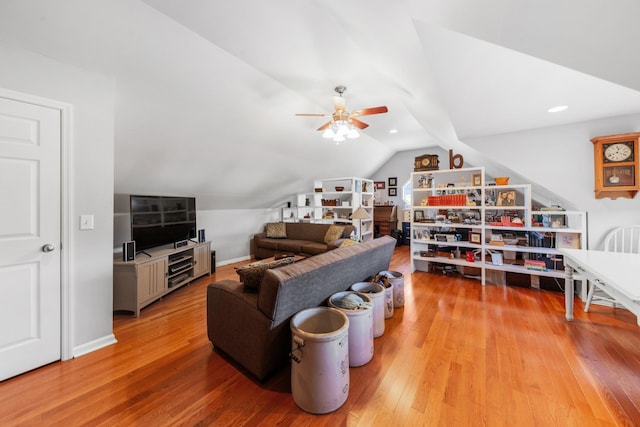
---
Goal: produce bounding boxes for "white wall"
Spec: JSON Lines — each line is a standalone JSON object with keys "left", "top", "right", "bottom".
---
{"left": 463, "top": 114, "right": 640, "bottom": 249}
{"left": 0, "top": 42, "right": 116, "bottom": 356}
{"left": 197, "top": 209, "right": 279, "bottom": 264}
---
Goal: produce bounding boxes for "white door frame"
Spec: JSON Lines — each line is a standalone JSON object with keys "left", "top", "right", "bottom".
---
{"left": 0, "top": 87, "right": 73, "bottom": 361}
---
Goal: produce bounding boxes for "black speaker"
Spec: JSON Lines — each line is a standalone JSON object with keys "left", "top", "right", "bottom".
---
{"left": 198, "top": 229, "right": 206, "bottom": 243}
{"left": 123, "top": 241, "right": 135, "bottom": 262}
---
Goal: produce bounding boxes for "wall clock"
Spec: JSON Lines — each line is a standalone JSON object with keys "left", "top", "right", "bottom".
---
{"left": 591, "top": 132, "right": 640, "bottom": 199}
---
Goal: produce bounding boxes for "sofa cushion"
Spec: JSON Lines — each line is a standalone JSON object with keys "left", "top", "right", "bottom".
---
{"left": 265, "top": 222, "right": 287, "bottom": 238}
{"left": 236, "top": 257, "right": 295, "bottom": 292}
{"left": 277, "top": 239, "right": 308, "bottom": 253}
{"left": 258, "top": 238, "right": 280, "bottom": 250}
{"left": 301, "top": 242, "right": 328, "bottom": 255}
{"left": 324, "top": 225, "right": 345, "bottom": 243}
{"left": 339, "top": 239, "right": 357, "bottom": 248}
{"left": 284, "top": 222, "right": 330, "bottom": 242}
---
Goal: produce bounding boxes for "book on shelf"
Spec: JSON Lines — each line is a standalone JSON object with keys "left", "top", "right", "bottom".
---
{"left": 524, "top": 260, "right": 547, "bottom": 271}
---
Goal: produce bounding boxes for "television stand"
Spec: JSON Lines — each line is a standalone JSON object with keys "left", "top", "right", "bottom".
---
{"left": 113, "top": 241, "right": 211, "bottom": 316}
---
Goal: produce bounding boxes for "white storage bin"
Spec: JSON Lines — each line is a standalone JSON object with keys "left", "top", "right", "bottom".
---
{"left": 383, "top": 282, "right": 394, "bottom": 318}
{"left": 328, "top": 291, "right": 374, "bottom": 367}
{"left": 349, "top": 282, "right": 385, "bottom": 338}
{"left": 380, "top": 270, "right": 405, "bottom": 308}
{"left": 290, "top": 307, "right": 350, "bottom": 414}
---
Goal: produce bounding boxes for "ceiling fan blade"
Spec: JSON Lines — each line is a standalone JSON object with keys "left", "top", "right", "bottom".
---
{"left": 333, "top": 96, "right": 346, "bottom": 112}
{"left": 296, "top": 113, "right": 330, "bottom": 117}
{"left": 350, "top": 106, "right": 388, "bottom": 117}
{"left": 349, "top": 118, "right": 369, "bottom": 129}
{"left": 317, "top": 121, "right": 333, "bottom": 131}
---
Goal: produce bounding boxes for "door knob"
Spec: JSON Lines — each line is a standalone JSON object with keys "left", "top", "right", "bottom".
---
{"left": 42, "top": 244, "right": 55, "bottom": 252}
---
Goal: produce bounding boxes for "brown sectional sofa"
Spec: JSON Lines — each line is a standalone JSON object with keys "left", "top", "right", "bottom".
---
{"left": 253, "top": 222, "right": 355, "bottom": 259}
{"left": 207, "top": 235, "right": 396, "bottom": 381}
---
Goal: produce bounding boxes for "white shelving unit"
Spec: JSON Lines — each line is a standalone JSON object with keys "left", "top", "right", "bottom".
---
{"left": 281, "top": 193, "right": 315, "bottom": 222}
{"left": 283, "top": 177, "right": 374, "bottom": 241}
{"left": 313, "top": 177, "right": 374, "bottom": 241}
{"left": 410, "top": 167, "right": 587, "bottom": 287}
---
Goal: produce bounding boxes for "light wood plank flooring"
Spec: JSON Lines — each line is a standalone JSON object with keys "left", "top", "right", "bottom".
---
{"left": 1, "top": 246, "right": 639, "bottom": 426}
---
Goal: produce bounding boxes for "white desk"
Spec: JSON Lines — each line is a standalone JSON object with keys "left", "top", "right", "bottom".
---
{"left": 559, "top": 248, "right": 640, "bottom": 325}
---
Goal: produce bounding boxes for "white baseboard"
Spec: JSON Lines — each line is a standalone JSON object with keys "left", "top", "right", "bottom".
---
{"left": 217, "top": 255, "right": 251, "bottom": 266}
{"left": 73, "top": 334, "right": 118, "bottom": 358}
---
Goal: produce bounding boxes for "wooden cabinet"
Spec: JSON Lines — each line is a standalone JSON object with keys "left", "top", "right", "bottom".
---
{"left": 374, "top": 205, "right": 397, "bottom": 237}
{"left": 137, "top": 257, "right": 167, "bottom": 305}
{"left": 114, "top": 241, "right": 211, "bottom": 316}
{"left": 193, "top": 243, "right": 211, "bottom": 278}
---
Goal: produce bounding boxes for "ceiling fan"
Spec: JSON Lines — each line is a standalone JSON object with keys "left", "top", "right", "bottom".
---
{"left": 296, "top": 86, "right": 388, "bottom": 141}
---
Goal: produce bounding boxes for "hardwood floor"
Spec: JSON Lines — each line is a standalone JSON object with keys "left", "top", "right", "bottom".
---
{"left": 1, "top": 246, "right": 639, "bottom": 426}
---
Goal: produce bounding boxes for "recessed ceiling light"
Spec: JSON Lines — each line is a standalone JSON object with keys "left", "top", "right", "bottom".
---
{"left": 389, "top": 129, "right": 398, "bottom": 134}
{"left": 548, "top": 105, "right": 568, "bottom": 113}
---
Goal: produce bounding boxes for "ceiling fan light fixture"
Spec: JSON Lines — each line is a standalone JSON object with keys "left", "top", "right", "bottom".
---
{"left": 297, "top": 85, "right": 388, "bottom": 143}
{"left": 335, "top": 121, "right": 350, "bottom": 136}
{"left": 322, "top": 128, "right": 336, "bottom": 139}
{"left": 347, "top": 128, "right": 359, "bottom": 139}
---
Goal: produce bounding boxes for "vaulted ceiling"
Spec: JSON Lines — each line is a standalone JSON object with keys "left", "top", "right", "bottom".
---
{"left": 2, "top": 0, "right": 640, "bottom": 209}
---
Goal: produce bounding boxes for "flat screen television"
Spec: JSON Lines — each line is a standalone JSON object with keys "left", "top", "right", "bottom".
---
{"left": 130, "top": 195, "right": 197, "bottom": 252}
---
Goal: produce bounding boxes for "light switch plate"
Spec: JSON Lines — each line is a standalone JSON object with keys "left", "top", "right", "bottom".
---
{"left": 80, "top": 214, "right": 94, "bottom": 230}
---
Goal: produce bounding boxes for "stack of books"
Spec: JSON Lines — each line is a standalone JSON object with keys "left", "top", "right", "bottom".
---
{"left": 524, "top": 259, "right": 547, "bottom": 271}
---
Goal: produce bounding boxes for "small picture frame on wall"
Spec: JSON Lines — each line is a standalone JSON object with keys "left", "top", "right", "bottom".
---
{"left": 374, "top": 181, "right": 385, "bottom": 190}
{"left": 388, "top": 187, "right": 397, "bottom": 196}
{"left": 388, "top": 177, "right": 397, "bottom": 187}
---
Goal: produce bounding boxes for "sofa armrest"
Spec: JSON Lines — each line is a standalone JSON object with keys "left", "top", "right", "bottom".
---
{"left": 207, "top": 280, "right": 284, "bottom": 381}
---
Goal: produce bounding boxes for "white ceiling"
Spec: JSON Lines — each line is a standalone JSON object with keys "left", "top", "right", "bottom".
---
{"left": 1, "top": 0, "right": 640, "bottom": 209}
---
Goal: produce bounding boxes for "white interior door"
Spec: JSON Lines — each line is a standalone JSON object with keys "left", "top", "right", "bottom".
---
{"left": 0, "top": 96, "right": 61, "bottom": 381}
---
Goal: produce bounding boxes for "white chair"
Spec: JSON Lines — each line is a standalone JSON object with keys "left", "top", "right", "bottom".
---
{"left": 584, "top": 225, "right": 640, "bottom": 312}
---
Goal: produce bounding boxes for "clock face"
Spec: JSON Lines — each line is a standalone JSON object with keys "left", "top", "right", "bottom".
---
{"left": 604, "top": 142, "right": 633, "bottom": 162}
{"left": 421, "top": 157, "right": 431, "bottom": 166}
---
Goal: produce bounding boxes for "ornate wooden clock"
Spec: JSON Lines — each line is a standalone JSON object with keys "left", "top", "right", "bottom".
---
{"left": 591, "top": 132, "right": 640, "bottom": 199}
{"left": 414, "top": 154, "right": 439, "bottom": 172}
